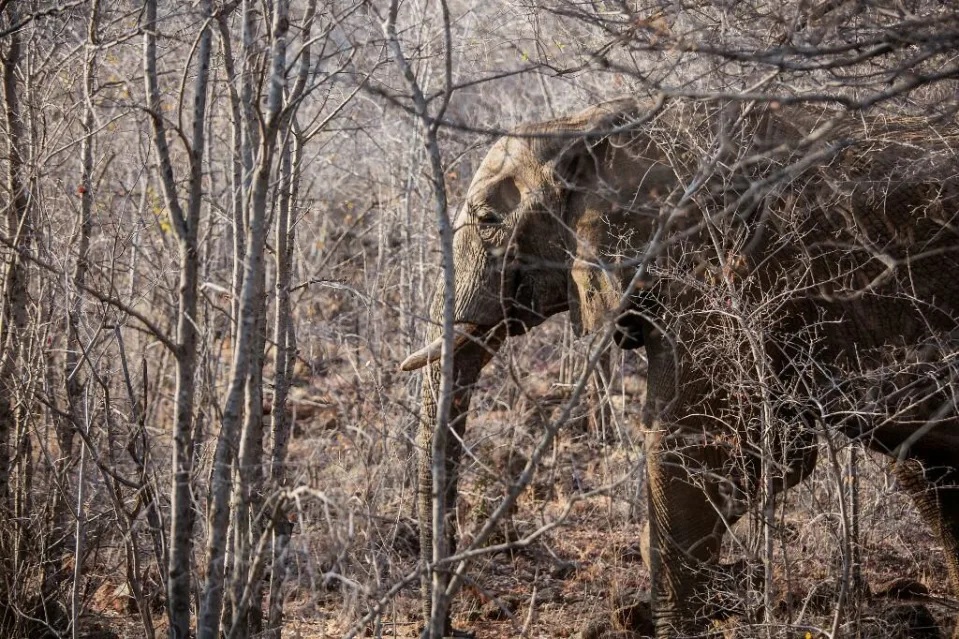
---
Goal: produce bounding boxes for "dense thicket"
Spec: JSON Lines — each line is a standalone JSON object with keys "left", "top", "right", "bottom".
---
{"left": 0, "top": 2, "right": 955, "bottom": 638}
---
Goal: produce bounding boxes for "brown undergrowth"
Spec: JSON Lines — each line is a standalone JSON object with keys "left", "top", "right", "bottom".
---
{"left": 195, "top": 319, "right": 956, "bottom": 639}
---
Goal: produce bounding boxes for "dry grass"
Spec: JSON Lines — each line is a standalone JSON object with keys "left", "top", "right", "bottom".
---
{"left": 123, "top": 318, "right": 950, "bottom": 639}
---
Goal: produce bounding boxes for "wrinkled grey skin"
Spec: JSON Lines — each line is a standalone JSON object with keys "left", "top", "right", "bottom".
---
{"left": 403, "top": 98, "right": 959, "bottom": 637}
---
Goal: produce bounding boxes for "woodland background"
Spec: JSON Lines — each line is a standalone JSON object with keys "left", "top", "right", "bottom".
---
{"left": 0, "top": 1, "right": 957, "bottom": 638}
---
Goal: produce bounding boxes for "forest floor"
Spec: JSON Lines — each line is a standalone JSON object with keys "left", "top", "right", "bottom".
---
{"left": 280, "top": 355, "right": 957, "bottom": 638}
{"left": 83, "top": 339, "right": 958, "bottom": 639}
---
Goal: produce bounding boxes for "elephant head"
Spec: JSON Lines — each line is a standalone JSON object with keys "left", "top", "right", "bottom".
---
{"left": 401, "top": 98, "right": 677, "bottom": 376}
{"left": 403, "top": 98, "right": 959, "bottom": 638}
{"left": 401, "top": 98, "right": 675, "bottom": 633}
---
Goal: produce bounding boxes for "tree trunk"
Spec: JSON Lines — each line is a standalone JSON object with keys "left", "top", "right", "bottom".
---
{"left": 0, "top": 1, "right": 29, "bottom": 538}
{"left": 264, "top": 123, "right": 301, "bottom": 639}
{"left": 228, "top": 233, "right": 268, "bottom": 639}
{"left": 199, "top": 3, "right": 288, "bottom": 636}
{"left": 143, "top": 1, "right": 213, "bottom": 635}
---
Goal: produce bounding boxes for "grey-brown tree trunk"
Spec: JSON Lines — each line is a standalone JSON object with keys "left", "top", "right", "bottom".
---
{"left": 143, "top": 1, "right": 213, "bottom": 635}
{"left": 199, "top": 3, "right": 289, "bottom": 637}
{"left": 264, "top": 125, "right": 301, "bottom": 639}
{"left": 0, "top": 4, "right": 30, "bottom": 591}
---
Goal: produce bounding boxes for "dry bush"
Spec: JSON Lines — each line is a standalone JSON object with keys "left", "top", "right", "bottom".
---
{"left": 0, "top": 1, "right": 955, "bottom": 638}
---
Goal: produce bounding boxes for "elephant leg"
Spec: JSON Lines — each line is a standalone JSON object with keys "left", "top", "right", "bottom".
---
{"left": 893, "top": 459, "right": 959, "bottom": 638}
{"left": 644, "top": 424, "right": 819, "bottom": 636}
{"left": 645, "top": 427, "right": 747, "bottom": 636}
{"left": 640, "top": 428, "right": 818, "bottom": 563}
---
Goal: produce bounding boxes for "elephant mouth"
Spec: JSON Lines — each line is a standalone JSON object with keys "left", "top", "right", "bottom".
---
{"left": 400, "top": 322, "right": 512, "bottom": 372}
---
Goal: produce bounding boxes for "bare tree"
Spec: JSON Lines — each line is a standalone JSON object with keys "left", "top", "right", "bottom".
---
{"left": 142, "top": 2, "right": 212, "bottom": 636}
{"left": 0, "top": 2, "right": 954, "bottom": 639}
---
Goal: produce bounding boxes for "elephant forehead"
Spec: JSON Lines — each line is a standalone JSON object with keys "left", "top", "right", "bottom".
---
{"left": 470, "top": 137, "right": 540, "bottom": 187}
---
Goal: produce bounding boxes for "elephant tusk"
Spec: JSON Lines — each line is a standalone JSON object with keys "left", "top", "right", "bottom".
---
{"left": 399, "top": 324, "right": 484, "bottom": 371}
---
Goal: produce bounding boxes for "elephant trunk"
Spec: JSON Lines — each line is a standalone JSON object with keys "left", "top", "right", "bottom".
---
{"left": 414, "top": 327, "right": 503, "bottom": 633}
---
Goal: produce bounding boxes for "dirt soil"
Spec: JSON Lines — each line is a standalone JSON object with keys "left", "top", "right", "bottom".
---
{"left": 85, "top": 327, "right": 958, "bottom": 639}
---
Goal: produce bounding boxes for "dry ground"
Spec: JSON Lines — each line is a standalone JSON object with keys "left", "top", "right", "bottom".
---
{"left": 83, "top": 321, "right": 958, "bottom": 639}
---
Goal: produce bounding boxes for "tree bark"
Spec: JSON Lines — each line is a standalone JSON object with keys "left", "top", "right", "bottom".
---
{"left": 143, "top": 1, "right": 213, "bottom": 635}
{"left": 383, "top": 2, "right": 457, "bottom": 633}
{"left": 264, "top": 123, "right": 301, "bottom": 639}
{"left": 199, "top": 2, "right": 288, "bottom": 636}
{"left": 0, "top": 4, "right": 31, "bottom": 585}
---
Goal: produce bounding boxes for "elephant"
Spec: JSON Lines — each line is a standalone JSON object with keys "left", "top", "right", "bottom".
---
{"left": 401, "top": 96, "right": 959, "bottom": 637}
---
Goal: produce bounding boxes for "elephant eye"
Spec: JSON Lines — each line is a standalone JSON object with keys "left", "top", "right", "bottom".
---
{"left": 476, "top": 209, "right": 503, "bottom": 226}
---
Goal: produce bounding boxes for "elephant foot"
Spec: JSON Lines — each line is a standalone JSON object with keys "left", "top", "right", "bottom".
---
{"left": 575, "top": 593, "right": 654, "bottom": 639}
{"left": 419, "top": 628, "right": 476, "bottom": 639}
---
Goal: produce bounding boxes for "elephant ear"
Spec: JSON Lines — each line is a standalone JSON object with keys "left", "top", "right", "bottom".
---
{"left": 538, "top": 101, "right": 675, "bottom": 341}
